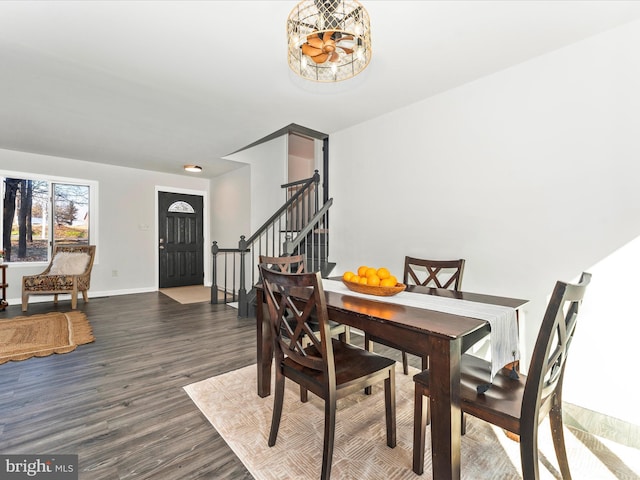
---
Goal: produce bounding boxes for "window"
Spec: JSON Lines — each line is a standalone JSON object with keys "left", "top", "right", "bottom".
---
{"left": 167, "top": 201, "right": 195, "bottom": 214}
{"left": 1, "top": 175, "right": 95, "bottom": 263}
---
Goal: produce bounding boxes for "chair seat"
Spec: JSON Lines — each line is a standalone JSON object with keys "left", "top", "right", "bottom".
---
{"left": 23, "top": 274, "right": 81, "bottom": 290}
{"left": 283, "top": 339, "right": 396, "bottom": 396}
{"left": 414, "top": 354, "right": 526, "bottom": 434}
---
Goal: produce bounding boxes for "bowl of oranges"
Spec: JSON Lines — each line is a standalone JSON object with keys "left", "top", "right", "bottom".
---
{"left": 341, "top": 265, "right": 406, "bottom": 296}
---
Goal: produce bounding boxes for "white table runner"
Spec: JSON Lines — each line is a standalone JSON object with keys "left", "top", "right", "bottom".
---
{"left": 322, "top": 280, "right": 519, "bottom": 383}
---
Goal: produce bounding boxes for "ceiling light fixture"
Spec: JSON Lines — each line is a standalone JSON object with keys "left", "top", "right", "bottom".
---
{"left": 287, "top": 0, "right": 372, "bottom": 83}
{"left": 184, "top": 165, "right": 202, "bottom": 173}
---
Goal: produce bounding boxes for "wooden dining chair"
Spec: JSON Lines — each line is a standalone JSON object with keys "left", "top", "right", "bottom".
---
{"left": 259, "top": 254, "right": 351, "bottom": 402}
{"left": 259, "top": 254, "right": 306, "bottom": 274}
{"left": 364, "top": 257, "right": 466, "bottom": 375}
{"left": 260, "top": 266, "right": 397, "bottom": 480}
{"left": 404, "top": 256, "right": 465, "bottom": 291}
{"left": 412, "top": 272, "right": 591, "bottom": 478}
{"left": 259, "top": 254, "right": 350, "bottom": 343}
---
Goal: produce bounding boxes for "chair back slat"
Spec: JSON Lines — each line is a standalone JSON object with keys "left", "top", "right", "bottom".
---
{"left": 524, "top": 272, "right": 591, "bottom": 418}
{"left": 260, "top": 266, "right": 333, "bottom": 373}
{"left": 403, "top": 257, "right": 465, "bottom": 291}
{"left": 259, "top": 254, "right": 306, "bottom": 274}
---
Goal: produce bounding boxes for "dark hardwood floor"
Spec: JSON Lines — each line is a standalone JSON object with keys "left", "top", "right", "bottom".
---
{"left": 0, "top": 292, "right": 259, "bottom": 479}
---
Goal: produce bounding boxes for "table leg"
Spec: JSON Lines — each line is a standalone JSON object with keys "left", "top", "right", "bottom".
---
{"left": 428, "top": 335, "right": 462, "bottom": 480}
{"left": 256, "top": 288, "right": 273, "bottom": 397}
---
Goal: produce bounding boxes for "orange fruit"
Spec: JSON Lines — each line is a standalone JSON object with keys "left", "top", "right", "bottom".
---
{"left": 357, "top": 265, "right": 369, "bottom": 277}
{"left": 343, "top": 271, "right": 355, "bottom": 282}
{"left": 367, "top": 274, "right": 381, "bottom": 286}
{"left": 377, "top": 267, "right": 391, "bottom": 280}
{"left": 388, "top": 275, "right": 398, "bottom": 285}
{"left": 358, "top": 276, "right": 368, "bottom": 285}
{"left": 380, "top": 278, "right": 396, "bottom": 287}
{"left": 351, "top": 275, "right": 361, "bottom": 283}
{"left": 365, "top": 267, "right": 378, "bottom": 278}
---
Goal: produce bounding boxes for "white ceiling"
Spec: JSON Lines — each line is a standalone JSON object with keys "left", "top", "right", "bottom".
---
{"left": 1, "top": 1, "right": 640, "bottom": 179}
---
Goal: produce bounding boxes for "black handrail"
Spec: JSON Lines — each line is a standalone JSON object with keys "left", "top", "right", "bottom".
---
{"left": 245, "top": 171, "right": 319, "bottom": 245}
{"left": 281, "top": 177, "right": 312, "bottom": 189}
{"left": 211, "top": 170, "right": 329, "bottom": 317}
{"left": 283, "top": 198, "right": 333, "bottom": 255}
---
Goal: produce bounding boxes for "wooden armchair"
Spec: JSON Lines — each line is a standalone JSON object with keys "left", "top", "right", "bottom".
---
{"left": 22, "top": 244, "right": 96, "bottom": 312}
{"left": 260, "top": 266, "right": 396, "bottom": 480}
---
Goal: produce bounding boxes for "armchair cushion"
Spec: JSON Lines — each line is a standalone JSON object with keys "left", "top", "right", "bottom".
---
{"left": 49, "top": 252, "right": 90, "bottom": 275}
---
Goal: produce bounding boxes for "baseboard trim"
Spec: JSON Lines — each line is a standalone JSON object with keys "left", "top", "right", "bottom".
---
{"left": 5, "top": 287, "right": 157, "bottom": 306}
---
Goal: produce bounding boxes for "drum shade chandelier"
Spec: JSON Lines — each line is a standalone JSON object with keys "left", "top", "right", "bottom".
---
{"left": 287, "top": 0, "right": 372, "bottom": 82}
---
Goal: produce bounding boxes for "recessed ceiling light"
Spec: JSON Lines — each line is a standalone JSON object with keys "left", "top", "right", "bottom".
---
{"left": 184, "top": 165, "right": 202, "bottom": 173}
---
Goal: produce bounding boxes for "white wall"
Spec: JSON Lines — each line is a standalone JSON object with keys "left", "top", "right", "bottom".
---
{"left": 210, "top": 164, "right": 251, "bottom": 248}
{"left": 288, "top": 134, "right": 315, "bottom": 182}
{"left": 288, "top": 154, "right": 314, "bottom": 183}
{"left": 330, "top": 20, "right": 640, "bottom": 424}
{"left": 1, "top": 148, "right": 210, "bottom": 301}
{"left": 210, "top": 135, "right": 288, "bottom": 290}
{"left": 224, "top": 135, "right": 288, "bottom": 234}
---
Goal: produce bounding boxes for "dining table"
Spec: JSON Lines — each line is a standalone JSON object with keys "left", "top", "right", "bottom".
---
{"left": 255, "top": 278, "right": 528, "bottom": 480}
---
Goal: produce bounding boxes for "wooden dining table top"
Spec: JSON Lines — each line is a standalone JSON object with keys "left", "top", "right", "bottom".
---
{"left": 257, "top": 280, "right": 528, "bottom": 391}
{"left": 323, "top": 280, "right": 527, "bottom": 342}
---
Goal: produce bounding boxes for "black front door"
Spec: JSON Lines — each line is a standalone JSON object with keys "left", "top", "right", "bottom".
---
{"left": 158, "top": 192, "right": 204, "bottom": 288}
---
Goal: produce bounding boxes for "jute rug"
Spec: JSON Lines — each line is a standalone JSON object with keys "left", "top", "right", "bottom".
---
{"left": 0, "top": 311, "right": 94, "bottom": 364}
{"left": 184, "top": 363, "right": 640, "bottom": 480}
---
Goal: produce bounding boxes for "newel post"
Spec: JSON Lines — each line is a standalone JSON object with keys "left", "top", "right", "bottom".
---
{"left": 210, "top": 241, "right": 219, "bottom": 304}
{"left": 313, "top": 169, "right": 320, "bottom": 213}
{"left": 238, "top": 235, "right": 249, "bottom": 317}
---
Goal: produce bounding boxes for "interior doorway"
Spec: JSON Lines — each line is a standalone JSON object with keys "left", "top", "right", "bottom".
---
{"left": 288, "top": 133, "right": 315, "bottom": 183}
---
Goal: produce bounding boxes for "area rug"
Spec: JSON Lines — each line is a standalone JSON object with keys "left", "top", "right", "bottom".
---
{"left": 184, "top": 363, "right": 640, "bottom": 480}
{"left": 0, "top": 311, "right": 94, "bottom": 364}
{"left": 160, "top": 285, "right": 233, "bottom": 304}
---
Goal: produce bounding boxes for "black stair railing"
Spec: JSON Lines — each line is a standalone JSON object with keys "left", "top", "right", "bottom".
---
{"left": 211, "top": 170, "right": 334, "bottom": 317}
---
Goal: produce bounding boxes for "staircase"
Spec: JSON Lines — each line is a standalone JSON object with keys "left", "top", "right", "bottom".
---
{"left": 211, "top": 171, "right": 334, "bottom": 317}
{"left": 299, "top": 229, "right": 335, "bottom": 277}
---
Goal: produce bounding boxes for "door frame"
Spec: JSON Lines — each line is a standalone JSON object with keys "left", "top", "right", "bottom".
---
{"left": 155, "top": 185, "right": 210, "bottom": 290}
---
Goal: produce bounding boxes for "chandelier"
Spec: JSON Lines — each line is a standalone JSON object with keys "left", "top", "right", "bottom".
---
{"left": 287, "top": 0, "right": 372, "bottom": 82}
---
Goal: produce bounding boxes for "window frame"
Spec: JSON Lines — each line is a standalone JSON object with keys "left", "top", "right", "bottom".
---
{"left": 1, "top": 170, "right": 98, "bottom": 268}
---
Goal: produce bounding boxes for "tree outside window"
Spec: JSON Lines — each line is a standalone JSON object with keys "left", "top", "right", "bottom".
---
{"left": 2, "top": 178, "right": 90, "bottom": 262}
